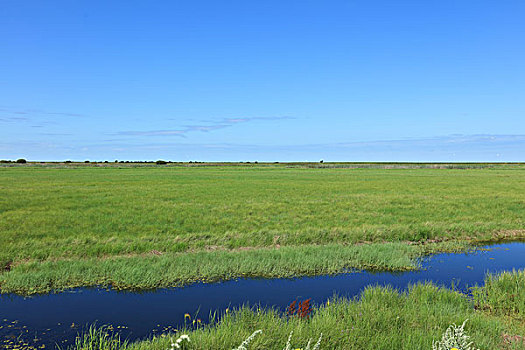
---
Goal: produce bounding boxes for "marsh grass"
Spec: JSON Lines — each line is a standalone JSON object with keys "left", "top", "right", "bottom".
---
{"left": 1, "top": 165, "right": 524, "bottom": 293}
{"left": 1, "top": 166, "right": 524, "bottom": 259}
{"left": 472, "top": 269, "right": 525, "bottom": 319}
{"left": 66, "top": 281, "right": 525, "bottom": 350}
{"left": 1, "top": 242, "right": 439, "bottom": 294}
{"left": 62, "top": 325, "right": 128, "bottom": 350}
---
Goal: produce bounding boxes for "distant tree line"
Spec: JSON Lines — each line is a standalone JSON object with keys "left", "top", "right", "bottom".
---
{"left": 1, "top": 159, "right": 324, "bottom": 165}
{"left": 0, "top": 159, "right": 27, "bottom": 163}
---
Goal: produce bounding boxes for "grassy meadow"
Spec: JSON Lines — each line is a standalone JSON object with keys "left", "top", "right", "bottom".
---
{"left": 0, "top": 163, "right": 524, "bottom": 293}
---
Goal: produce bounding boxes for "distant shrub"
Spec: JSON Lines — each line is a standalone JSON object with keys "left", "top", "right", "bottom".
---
{"left": 65, "top": 160, "right": 72, "bottom": 163}
{"left": 0, "top": 160, "right": 11, "bottom": 163}
{"left": 156, "top": 160, "right": 167, "bottom": 165}
{"left": 84, "top": 160, "right": 90, "bottom": 163}
{"left": 320, "top": 160, "right": 324, "bottom": 163}
{"left": 16, "top": 158, "right": 27, "bottom": 163}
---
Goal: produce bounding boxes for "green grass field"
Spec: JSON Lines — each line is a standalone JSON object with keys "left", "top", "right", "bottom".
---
{"left": 0, "top": 163, "right": 524, "bottom": 293}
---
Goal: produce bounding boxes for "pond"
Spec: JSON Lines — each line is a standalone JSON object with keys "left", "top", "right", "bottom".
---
{"left": 1, "top": 242, "right": 525, "bottom": 349}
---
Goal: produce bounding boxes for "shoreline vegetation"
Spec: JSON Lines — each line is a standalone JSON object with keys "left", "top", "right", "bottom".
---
{"left": 65, "top": 270, "right": 525, "bottom": 350}
{"left": 0, "top": 240, "right": 470, "bottom": 295}
{"left": 1, "top": 163, "right": 524, "bottom": 294}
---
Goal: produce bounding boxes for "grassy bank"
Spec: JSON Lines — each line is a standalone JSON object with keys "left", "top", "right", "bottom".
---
{"left": 472, "top": 269, "right": 525, "bottom": 320}
{"left": 1, "top": 164, "right": 524, "bottom": 293}
{"left": 64, "top": 271, "right": 525, "bottom": 350}
{"left": 0, "top": 241, "right": 468, "bottom": 294}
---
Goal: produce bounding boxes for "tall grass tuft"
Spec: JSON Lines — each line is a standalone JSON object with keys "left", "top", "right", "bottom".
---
{"left": 472, "top": 269, "right": 525, "bottom": 319}
{"left": 63, "top": 325, "right": 128, "bottom": 350}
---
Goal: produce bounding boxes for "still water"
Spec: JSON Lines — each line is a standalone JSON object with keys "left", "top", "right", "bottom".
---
{"left": 1, "top": 242, "right": 524, "bottom": 348}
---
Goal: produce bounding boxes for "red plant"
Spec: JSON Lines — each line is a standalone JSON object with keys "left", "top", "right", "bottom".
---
{"left": 287, "top": 298, "right": 312, "bottom": 319}
{"left": 287, "top": 300, "right": 296, "bottom": 316}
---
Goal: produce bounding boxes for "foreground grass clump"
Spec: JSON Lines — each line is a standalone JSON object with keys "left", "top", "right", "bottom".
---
{"left": 61, "top": 326, "right": 128, "bottom": 350}
{"left": 67, "top": 282, "right": 525, "bottom": 350}
{"left": 472, "top": 269, "right": 525, "bottom": 319}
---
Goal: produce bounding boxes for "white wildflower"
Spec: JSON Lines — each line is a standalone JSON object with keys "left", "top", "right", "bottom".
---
{"left": 283, "top": 330, "right": 322, "bottom": 350}
{"left": 307, "top": 333, "right": 322, "bottom": 350}
{"left": 168, "top": 334, "right": 191, "bottom": 350}
{"left": 283, "top": 331, "right": 293, "bottom": 350}
{"left": 432, "top": 320, "right": 479, "bottom": 350}
{"left": 232, "top": 329, "right": 263, "bottom": 350}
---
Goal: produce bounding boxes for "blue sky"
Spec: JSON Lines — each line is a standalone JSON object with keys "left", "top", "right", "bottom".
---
{"left": 1, "top": 1, "right": 524, "bottom": 161}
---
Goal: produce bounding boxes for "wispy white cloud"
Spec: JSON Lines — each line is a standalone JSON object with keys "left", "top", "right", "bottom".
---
{"left": 225, "top": 118, "right": 249, "bottom": 123}
{"left": 0, "top": 107, "right": 87, "bottom": 119}
{"left": 0, "top": 116, "right": 29, "bottom": 122}
{"left": 116, "top": 130, "right": 187, "bottom": 137}
{"left": 116, "top": 116, "right": 294, "bottom": 138}
{"left": 183, "top": 124, "right": 231, "bottom": 132}
{"left": 4, "top": 133, "right": 521, "bottom": 162}
{"left": 224, "top": 116, "right": 295, "bottom": 123}
{"left": 0, "top": 107, "right": 86, "bottom": 129}
{"left": 3, "top": 133, "right": 523, "bottom": 162}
